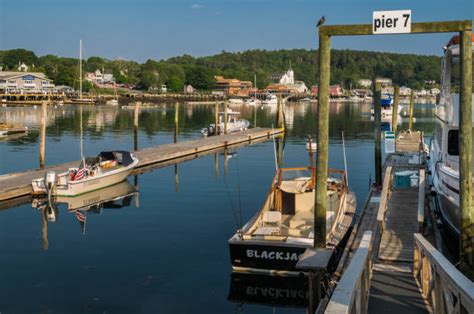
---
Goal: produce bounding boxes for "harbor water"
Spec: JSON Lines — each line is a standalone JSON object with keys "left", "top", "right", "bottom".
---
{"left": 0, "top": 101, "right": 435, "bottom": 313}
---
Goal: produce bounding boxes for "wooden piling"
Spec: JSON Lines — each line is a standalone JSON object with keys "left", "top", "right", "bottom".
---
{"left": 134, "top": 102, "right": 141, "bottom": 151}
{"left": 392, "top": 85, "right": 400, "bottom": 133}
{"left": 224, "top": 100, "right": 228, "bottom": 134}
{"left": 459, "top": 29, "right": 473, "bottom": 279}
{"left": 174, "top": 102, "right": 179, "bottom": 143}
{"left": 215, "top": 101, "right": 219, "bottom": 136}
{"left": 374, "top": 81, "right": 382, "bottom": 186}
{"left": 314, "top": 33, "right": 330, "bottom": 248}
{"left": 409, "top": 90, "right": 415, "bottom": 130}
{"left": 39, "top": 101, "right": 47, "bottom": 168}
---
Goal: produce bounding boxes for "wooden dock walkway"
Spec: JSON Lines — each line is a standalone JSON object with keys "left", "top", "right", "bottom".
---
{"left": 0, "top": 127, "right": 282, "bottom": 202}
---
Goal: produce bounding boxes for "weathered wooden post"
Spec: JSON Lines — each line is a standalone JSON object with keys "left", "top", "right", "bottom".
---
{"left": 276, "top": 95, "right": 285, "bottom": 130}
{"left": 134, "top": 102, "right": 141, "bottom": 151}
{"left": 314, "top": 32, "right": 330, "bottom": 248}
{"left": 408, "top": 89, "right": 415, "bottom": 130}
{"left": 254, "top": 102, "right": 257, "bottom": 128}
{"left": 39, "top": 101, "right": 47, "bottom": 168}
{"left": 374, "top": 81, "right": 382, "bottom": 186}
{"left": 224, "top": 100, "right": 228, "bottom": 134}
{"left": 214, "top": 152, "right": 219, "bottom": 178}
{"left": 459, "top": 28, "right": 473, "bottom": 279}
{"left": 392, "top": 85, "right": 400, "bottom": 133}
{"left": 174, "top": 102, "right": 179, "bottom": 143}
{"left": 215, "top": 101, "right": 219, "bottom": 136}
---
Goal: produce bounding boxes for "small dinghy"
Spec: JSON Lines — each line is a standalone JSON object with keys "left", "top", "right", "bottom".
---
{"left": 201, "top": 108, "right": 250, "bottom": 136}
{"left": 32, "top": 151, "right": 139, "bottom": 197}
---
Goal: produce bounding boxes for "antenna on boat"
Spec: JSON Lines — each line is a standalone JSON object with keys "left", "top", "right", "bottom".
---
{"left": 272, "top": 124, "right": 278, "bottom": 170}
{"left": 342, "top": 130, "right": 349, "bottom": 186}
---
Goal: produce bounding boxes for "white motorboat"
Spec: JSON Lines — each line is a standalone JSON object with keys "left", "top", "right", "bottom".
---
{"left": 106, "top": 99, "right": 119, "bottom": 106}
{"left": 428, "top": 34, "right": 474, "bottom": 245}
{"left": 228, "top": 98, "right": 244, "bottom": 105}
{"left": 201, "top": 108, "right": 250, "bottom": 136}
{"left": 245, "top": 98, "right": 261, "bottom": 106}
{"left": 262, "top": 94, "right": 278, "bottom": 106}
{"left": 32, "top": 151, "right": 139, "bottom": 197}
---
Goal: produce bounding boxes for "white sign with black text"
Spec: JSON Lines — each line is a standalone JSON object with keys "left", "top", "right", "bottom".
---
{"left": 373, "top": 10, "right": 411, "bottom": 34}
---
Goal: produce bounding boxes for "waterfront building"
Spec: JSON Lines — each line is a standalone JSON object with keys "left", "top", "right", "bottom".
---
{"left": 85, "top": 69, "right": 115, "bottom": 85}
{"left": 270, "top": 68, "right": 295, "bottom": 85}
{"left": 183, "top": 84, "right": 194, "bottom": 94}
{"left": 430, "top": 88, "right": 440, "bottom": 96}
{"left": 311, "top": 84, "right": 344, "bottom": 97}
{"left": 376, "top": 77, "right": 392, "bottom": 86}
{"left": 0, "top": 70, "right": 54, "bottom": 93}
{"left": 213, "top": 76, "right": 252, "bottom": 95}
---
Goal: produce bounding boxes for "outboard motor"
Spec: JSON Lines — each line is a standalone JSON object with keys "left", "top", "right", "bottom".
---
{"left": 44, "top": 171, "right": 57, "bottom": 200}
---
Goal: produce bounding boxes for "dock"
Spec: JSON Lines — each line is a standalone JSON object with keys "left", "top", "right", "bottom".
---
{"left": 0, "top": 127, "right": 282, "bottom": 202}
{"left": 322, "top": 130, "right": 473, "bottom": 313}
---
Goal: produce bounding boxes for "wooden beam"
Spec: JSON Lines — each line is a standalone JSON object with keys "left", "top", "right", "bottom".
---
{"left": 320, "top": 20, "right": 472, "bottom": 36}
{"left": 392, "top": 85, "right": 400, "bottom": 133}
{"left": 374, "top": 81, "right": 382, "bottom": 186}
{"left": 314, "top": 33, "right": 331, "bottom": 248}
{"left": 409, "top": 90, "right": 415, "bottom": 130}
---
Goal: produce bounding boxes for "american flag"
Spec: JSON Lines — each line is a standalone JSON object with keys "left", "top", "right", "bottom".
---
{"left": 74, "top": 210, "right": 87, "bottom": 235}
{"left": 74, "top": 160, "right": 87, "bottom": 181}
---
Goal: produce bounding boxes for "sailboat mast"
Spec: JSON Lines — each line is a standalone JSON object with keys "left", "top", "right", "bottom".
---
{"left": 79, "top": 39, "right": 83, "bottom": 99}
{"left": 80, "top": 105, "right": 84, "bottom": 160}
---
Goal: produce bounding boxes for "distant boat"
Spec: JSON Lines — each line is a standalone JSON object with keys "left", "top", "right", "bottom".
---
{"left": 381, "top": 94, "right": 394, "bottom": 106}
{"left": 106, "top": 99, "right": 119, "bottom": 106}
{"left": 228, "top": 98, "right": 244, "bottom": 105}
{"left": 32, "top": 151, "right": 139, "bottom": 197}
{"left": 201, "top": 108, "right": 250, "bottom": 136}
{"left": 245, "top": 98, "right": 261, "bottom": 106}
{"left": 262, "top": 94, "right": 278, "bottom": 106}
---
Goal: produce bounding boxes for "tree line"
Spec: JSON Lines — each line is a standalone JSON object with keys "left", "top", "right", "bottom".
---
{"left": 0, "top": 48, "right": 442, "bottom": 92}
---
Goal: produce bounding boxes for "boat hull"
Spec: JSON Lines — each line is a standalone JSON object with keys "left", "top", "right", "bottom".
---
{"left": 229, "top": 238, "right": 311, "bottom": 274}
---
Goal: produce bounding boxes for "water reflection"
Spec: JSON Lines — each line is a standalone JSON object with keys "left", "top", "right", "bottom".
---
{"left": 32, "top": 180, "right": 138, "bottom": 248}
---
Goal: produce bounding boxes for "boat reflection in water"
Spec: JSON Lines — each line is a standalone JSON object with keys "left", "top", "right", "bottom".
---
{"left": 32, "top": 180, "right": 138, "bottom": 243}
{"left": 228, "top": 272, "right": 327, "bottom": 311}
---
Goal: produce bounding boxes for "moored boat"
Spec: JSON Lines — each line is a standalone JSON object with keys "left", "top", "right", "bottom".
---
{"left": 228, "top": 159, "right": 356, "bottom": 275}
{"left": 262, "top": 94, "right": 278, "bottom": 106}
{"left": 31, "top": 151, "right": 139, "bottom": 197}
{"left": 428, "top": 34, "right": 474, "bottom": 248}
{"left": 201, "top": 108, "right": 250, "bottom": 136}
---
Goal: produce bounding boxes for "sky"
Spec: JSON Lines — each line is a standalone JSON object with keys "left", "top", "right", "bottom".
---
{"left": 0, "top": 0, "right": 472, "bottom": 62}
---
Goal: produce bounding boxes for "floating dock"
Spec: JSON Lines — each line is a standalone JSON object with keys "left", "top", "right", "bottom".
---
{"left": 0, "top": 127, "right": 282, "bottom": 202}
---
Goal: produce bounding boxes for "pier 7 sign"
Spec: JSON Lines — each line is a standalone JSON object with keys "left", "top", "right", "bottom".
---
{"left": 373, "top": 10, "right": 411, "bottom": 34}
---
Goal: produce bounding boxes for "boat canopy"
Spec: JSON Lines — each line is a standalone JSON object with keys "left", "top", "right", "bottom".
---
{"left": 98, "top": 151, "right": 135, "bottom": 166}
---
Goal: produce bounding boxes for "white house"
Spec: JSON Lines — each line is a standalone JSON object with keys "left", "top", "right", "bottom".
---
{"left": 271, "top": 68, "right": 295, "bottom": 85}
{"left": 86, "top": 69, "right": 115, "bottom": 85}
{"left": 0, "top": 71, "right": 54, "bottom": 92}
{"left": 358, "top": 79, "right": 372, "bottom": 88}
{"left": 430, "top": 88, "right": 440, "bottom": 96}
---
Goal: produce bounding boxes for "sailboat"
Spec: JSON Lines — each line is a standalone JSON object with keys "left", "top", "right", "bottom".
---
{"left": 228, "top": 138, "right": 356, "bottom": 275}
{"left": 72, "top": 40, "right": 96, "bottom": 105}
{"left": 245, "top": 74, "right": 261, "bottom": 106}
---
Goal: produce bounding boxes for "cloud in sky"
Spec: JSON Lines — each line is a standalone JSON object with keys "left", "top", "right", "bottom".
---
{"left": 190, "top": 4, "right": 204, "bottom": 9}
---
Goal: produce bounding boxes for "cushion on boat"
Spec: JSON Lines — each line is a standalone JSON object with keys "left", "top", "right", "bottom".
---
{"left": 280, "top": 179, "right": 311, "bottom": 194}
{"left": 262, "top": 211, "right": 282, "bottom": 224}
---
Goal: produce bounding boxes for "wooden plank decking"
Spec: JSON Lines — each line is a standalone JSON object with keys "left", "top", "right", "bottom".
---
{"left": 0, "top": 127, "right": 282, "bottom": 202}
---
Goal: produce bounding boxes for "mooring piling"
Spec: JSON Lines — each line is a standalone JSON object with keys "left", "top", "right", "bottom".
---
{"left": 224, "top": 100, "right": 228, "bottom": 134}
{"left": 174, "top": 102, "right": 179, "bottom": 143}
{"left": 215, "top": 101, "right": 219, "bottom": 136}
{"left": 134, "top": 102, "right": 141, "bottom": 151}
{"left": 373, "top": 81, "right": 382, "bottom": 186}
{"left": 409, "top": 90, "right": 415, "bottom": 130}
{"left": 459, "top": 28, "right": 473, "bottom": 279}
{"left": 392, "top": 85, "right": 400, "bottom": 133}
{"left": 314, "top": 32, "right": 330, "bottom": 248}
{"left": 39, "top": 101, "right": 47, "bottom": 168}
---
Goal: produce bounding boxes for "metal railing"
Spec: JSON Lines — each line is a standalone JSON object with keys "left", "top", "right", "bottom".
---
{"left": 324, "top": 231, "right": 373, "bottom": 314}
{"left": 413, "top": 233, "right": 474, "bottom": 314}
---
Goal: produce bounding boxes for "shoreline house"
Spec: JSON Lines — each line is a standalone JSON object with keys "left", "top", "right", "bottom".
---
{"left": 267, "top": 67, "right": 308, "bottom": 94}
{"left": 85, "top": 69, "right": 115, "bottom": 87}
{"left": 0, "top": 70, "right": 54, "bottom": 93}
{"left": 311, "top": 84, "right": 344, "bottom": 97}
{"left": 213, "top": 76, "right": 252, "bottom": 96}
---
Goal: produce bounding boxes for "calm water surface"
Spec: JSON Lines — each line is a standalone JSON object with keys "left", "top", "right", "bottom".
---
{"left": 0, "top": 101, "right": 435, "bottom": 313}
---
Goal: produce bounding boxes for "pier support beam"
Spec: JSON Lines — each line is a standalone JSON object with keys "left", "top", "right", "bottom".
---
{"left": 224, "top": 100, "right": 228, "bottom": 134}
{"left": 39, "top": 101, "right": 47, "bottom": 168}
{"left": 408, "top": 90, "right": 415, "bottom": 130}
{"left": 459, "top": 29, "right": 473, "bottom": 279}
{"left": 392, "top": 85, "right": 400, "bottom": 133}
{"left": 373, "top": 82, "right": 382, "bottom": 186}
{"left": 314, "top": 33, "right": 330, "bottom": 248}
{"left": 174, "top": 102, "right": 179, "bottom": 143}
